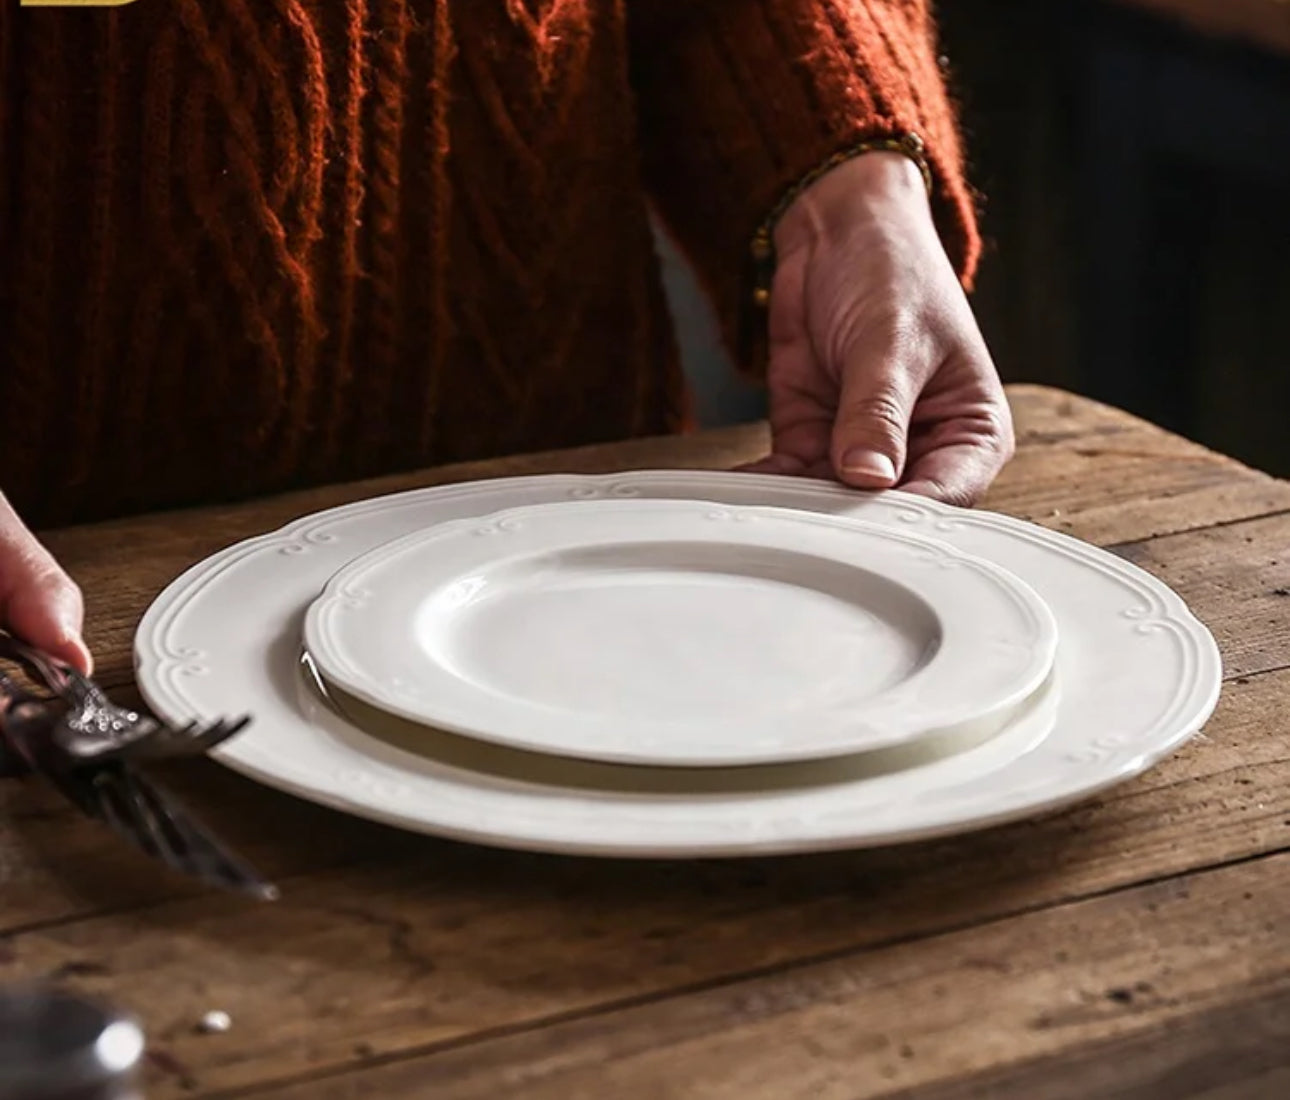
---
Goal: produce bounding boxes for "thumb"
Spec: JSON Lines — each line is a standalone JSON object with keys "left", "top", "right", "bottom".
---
{"left": 0, "top": 497, "right": 92, "bottom": 674}
{"left": 830, "top": 361, "right": 917, "bottom": 490}
{"left": 7, "top": 579, "right": 92, "bottom": 675}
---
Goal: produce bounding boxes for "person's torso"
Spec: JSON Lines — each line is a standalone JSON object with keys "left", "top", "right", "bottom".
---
{"left": 0, "top": 0, "right": 683, "bottom": 527}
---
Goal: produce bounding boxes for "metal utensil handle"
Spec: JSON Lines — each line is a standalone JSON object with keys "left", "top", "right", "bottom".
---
{"left": 0, "top": 631, "right": 74, "bottom": 698}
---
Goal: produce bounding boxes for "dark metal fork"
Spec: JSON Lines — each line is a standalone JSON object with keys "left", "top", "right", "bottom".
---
{"left": 0, "top": 632, "right": 250, "bottom": 764}
{"left": 0, "top": 670, "right": 277, "bottom": 900}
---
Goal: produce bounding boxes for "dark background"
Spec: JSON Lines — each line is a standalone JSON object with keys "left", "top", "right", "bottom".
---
{"left": 941, "top": 0, "right": 1290, "bottom": 475}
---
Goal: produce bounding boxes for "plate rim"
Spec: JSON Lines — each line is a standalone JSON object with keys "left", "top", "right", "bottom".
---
{"left": 134, "top": 472, "right": 1224, "bottom": 857}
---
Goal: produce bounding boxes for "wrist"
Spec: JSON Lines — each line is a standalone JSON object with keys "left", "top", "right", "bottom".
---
{"left": 774, "top": 151, "right": 932, "bottom": 256}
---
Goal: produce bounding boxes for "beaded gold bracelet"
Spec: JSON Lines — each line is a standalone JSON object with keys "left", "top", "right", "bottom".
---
{"left": 749, "top": 131, "right": 933, "bottom": 309}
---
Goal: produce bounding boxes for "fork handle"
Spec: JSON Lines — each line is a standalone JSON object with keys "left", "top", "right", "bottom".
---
{"left": 0, "top": 631, "right": 73, "bottom": 697}
{"left": 0, "top": 671, "right": 42, "bottom": 777}
{"left": 0, "top": 695, "right": 28, "bottom": 777}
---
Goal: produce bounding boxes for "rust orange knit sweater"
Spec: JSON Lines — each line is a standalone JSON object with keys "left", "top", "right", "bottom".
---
{"left": 0, "top": 1, "right": 978, "bottom": 528}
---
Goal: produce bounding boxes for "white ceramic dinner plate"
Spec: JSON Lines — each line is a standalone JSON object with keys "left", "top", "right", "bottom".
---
{"left": 135, "top": 473, "right": 1222, "bottom": 857}
{"left": 303, "top": 499, "right": 1057, "bottom": 767}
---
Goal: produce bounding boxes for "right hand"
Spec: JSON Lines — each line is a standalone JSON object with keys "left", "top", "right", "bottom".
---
{"left": 0, "top": 494, "right": 92, "bottom": 674}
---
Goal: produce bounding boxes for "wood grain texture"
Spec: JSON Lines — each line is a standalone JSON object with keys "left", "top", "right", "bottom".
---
{"left": 880, "top": 985, "right": 1290, "bottom": 1100}
{"left": 218, "top": 853, "right": 1290, "bottom": 1100}
{"left": 1116, "top": 512, "right": 1290, "bottom": 678}
{"left": 2, "top": 386, "right": 1288, "bottom": 1099}
{"left": 2, "top": 666, "right": 1286, "bottom": 1097}
{"left": 991, "top": 393, "right": 1290, "bottom": 546}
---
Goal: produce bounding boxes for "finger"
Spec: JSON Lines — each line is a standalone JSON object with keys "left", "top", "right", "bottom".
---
{"left": 901, "top": 430, "right": 1012, "bottom": 508}
{"left": 6, "top": 579, "right": 92, "bottom": 675}
{"left": 736, "top": 453, "right": 806, "bottom": 475}
{"left": 762, "top": 332, "right": 835, "bottom": 472}
{"left": 759, "top": 244, "right": 835, "bottom": 473}
{"left": 900, "top": 378, "right": 1014, "bottom": 507}
{"left": 830, "top": 340, "right": 925, "bottom": 490}
{"left": 0, "top": 495, "right": 92, "bottom": 673}
{"left": 735, "top": 454, "right": 835, "bottom": 481}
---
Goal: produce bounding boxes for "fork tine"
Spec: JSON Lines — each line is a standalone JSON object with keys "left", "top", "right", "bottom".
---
{"left": 117, "top": 724, "right": 211, "bottom": 762}
{"left": 195, "top": 715, "right": 251, "bottom": 751}
{"left": 222, "top": 715, "right": 252, "bottom": 737}
{"left": 182, "top": 722, "right": 234, "bottom": 754}
{"left": 135, "top": 719, "right": 197, "bottom": 751}
{"left": 149, "top": 720, "right": 201, "bottom": 752}
{"left": 114, "top": 714, "right": 252, "bottom": 763}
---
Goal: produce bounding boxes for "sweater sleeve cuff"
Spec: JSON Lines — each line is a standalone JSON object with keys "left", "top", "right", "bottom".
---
{"left": 629, "top": 2, "right": 980, "bottom": 364}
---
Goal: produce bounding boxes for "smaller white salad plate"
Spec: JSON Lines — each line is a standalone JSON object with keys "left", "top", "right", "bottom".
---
{"left": 303, "top": 499, "right": 1059, "bottom": 767}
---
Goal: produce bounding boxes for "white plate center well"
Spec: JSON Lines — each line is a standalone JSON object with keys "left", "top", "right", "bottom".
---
{"left": 419, "top": 543, "right": 941, "bottom": 720}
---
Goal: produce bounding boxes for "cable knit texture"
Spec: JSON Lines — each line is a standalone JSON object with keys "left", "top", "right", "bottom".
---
{"left": 0, "top": 1, "right": 976, "bottom": 527}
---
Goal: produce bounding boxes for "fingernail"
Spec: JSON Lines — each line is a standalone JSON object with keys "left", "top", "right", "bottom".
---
{"left": 73, "top": 638, "right": 93, "bottom": 676}
{"left": 841, "top": 450, "right": 897, "bottom": 483}
{"left": 57, "top": 614, "right": 82, "bottom": 646}
{"left": 58, "top": 622, "right": 92, "bottom": 674}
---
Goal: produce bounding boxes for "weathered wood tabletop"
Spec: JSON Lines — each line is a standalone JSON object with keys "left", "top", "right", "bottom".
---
{"left": 2, "top": 385, "right": 1287, "bottom": 1099}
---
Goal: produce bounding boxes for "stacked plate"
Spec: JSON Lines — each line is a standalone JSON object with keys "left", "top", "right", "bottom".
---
{"left": 134, "top": 472, "right": 1222, "bottom": 857}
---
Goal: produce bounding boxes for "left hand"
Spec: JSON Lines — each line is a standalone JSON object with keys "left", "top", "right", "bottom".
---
{"left": 743, "top": 151, "right": 1014, "bottom": 507}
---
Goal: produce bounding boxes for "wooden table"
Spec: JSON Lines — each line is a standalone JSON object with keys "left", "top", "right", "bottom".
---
{"left": 2, "top": 386, "right": 1288, "bottom": 1099}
